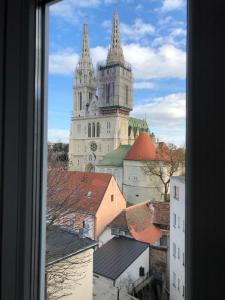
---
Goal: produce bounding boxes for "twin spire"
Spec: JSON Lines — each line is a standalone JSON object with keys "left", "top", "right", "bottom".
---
{"left": 79, "top": 11, "right": 124, "bottom": 66}
{"left": 107, "top": 10, "right": 125, "bottom": 65}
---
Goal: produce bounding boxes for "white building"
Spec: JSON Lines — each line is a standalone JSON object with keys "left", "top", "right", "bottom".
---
{"left": 170, "top": 176, "right": 185, "bottom": 300}
{"left": 69, "top": 11, "right": 150, "bottom": 172}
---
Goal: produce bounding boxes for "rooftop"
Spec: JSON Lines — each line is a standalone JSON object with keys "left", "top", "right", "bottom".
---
{"left": 125, "top": 132, "right": 156, "bottom": 161}
{"left": 48, "top": 170, "right": 113, "bottom": 214}
{"left": 97, "top": 145, "right": 131, "bottom": 167}
{"left": 109, "top": 201, "right": 170, "bottom": 244}
{"left": 93, "top": 236, "right": 148, "bottom": 280}
{"left": 46, "top": 225, "right": 97, "bottom": 265}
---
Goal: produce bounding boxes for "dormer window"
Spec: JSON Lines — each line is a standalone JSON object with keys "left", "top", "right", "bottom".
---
{"left": 87, "top": 191, "right": 92, "bottom": 197}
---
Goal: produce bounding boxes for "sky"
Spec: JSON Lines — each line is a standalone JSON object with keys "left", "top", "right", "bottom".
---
{"left": 48, "top": 0, "right": 186, "bottom": 146}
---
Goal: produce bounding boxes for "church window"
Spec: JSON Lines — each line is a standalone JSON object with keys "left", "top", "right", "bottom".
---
{"left": 125, "top": 85, "right": 128, "bottom": 105}
{"left": 112, "top": 82, "right": 115, "bottom": 98}
{"left": 97, "top": 122, "right": 100, "bottom": 137}
{"left": 88, "top": 123, "right": 91, "bottom": 137}
{"left": 79, "top": 92, "right": 82, "bottom": 110}
{"left": 106, "top": 83, "right": 110, "bottom": 104}
{"left": 89, "top": 92, "right": 92, "bottom": 102}
{"left": 92, "top": 123, "right": 96, "bottom": 137}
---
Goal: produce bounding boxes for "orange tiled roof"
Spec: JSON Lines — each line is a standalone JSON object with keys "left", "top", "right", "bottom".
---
{"left": 109, "top": 201, "right": 170, "bottom": 244}
{"left": 48, "top": 170, "right": 112, "bottom": 214}
{"left": 124, "top": 132, "right": 156, "bottom": 161}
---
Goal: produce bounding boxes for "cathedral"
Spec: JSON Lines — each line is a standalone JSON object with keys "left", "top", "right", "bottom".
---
{"left": 69, "top": 11, "right": 149, "bottom": 171}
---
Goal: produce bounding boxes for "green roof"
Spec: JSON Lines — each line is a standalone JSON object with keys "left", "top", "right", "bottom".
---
{"left": 128, "top": 117, "right": 149, "bottom": 131}
{"left": 97, "top": 145, "right": 131, "bottom": 167}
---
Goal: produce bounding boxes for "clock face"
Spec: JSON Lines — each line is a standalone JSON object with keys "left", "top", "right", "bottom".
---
{"left": 90, "top": 141, "right": 97, "bottom": 152}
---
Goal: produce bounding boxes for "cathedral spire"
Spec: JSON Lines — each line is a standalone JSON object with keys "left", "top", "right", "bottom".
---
{"left": 82, "top": 23, "right": 90, "bottom": 58}
{"left": 107, "top": 10, "right": 125, "bottom": 65}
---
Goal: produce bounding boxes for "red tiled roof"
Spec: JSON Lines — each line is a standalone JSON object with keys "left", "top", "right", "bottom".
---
{"left": 124, "top": 132, "right": 156, "bottom": 161}
{"left": 109, "top": 201, "right": 169, "bottom": 244}
{"left": 48, "top": 170, "right": 112, "bottom": 214}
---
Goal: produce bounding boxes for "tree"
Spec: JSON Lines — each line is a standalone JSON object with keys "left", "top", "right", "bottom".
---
{"left": 46, "top": 168, "right": 94, "bottom": 299}
{"left": 48, "top": 142, "right": 69, "bottom": 170}
{"left": 143, "top": 143, "right": 185, "bottom": 201}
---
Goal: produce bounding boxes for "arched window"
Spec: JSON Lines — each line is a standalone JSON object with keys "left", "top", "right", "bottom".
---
{"left": 79, "top": 92, "right": 82, "bottom": 110}
{"left": 106, "top": 83, "right": 110, "bottom": 104}
{"left": 97, "top": 122, "right": 100, "bottom": 137}
{"left": 125, "top": 85, "right": 128, "bottom": 105}
{"left": 92, "top": 123, "right": 95, "bottom": 137}
{"left": 88, "top": 123, "right": 91, "bottom": 137}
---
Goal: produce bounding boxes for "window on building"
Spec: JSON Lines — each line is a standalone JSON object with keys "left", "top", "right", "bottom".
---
{"left": 182, "top": 285, "right": 185, "bottom": 297}
{"left": 106, "top": 83, "right": 110, "bottom": 103}
{"left": 88, "top": 123, "right": 91, "bottom": 137}
{"left": 89, "top": 92, "right": 92, "bottom": 102}
{"left": 178, "top": 247, "right": 180, "bottom": 259}
{"left": 173, "top": 185, "right": 179, "bottom": 200}
{"left": 173, "top": 242, "right": 176, "bottom": 258}
{"left": 97, "top": 122, "right": 100, "bottom": 137}
{"left": 173, "top": 272, "right": 176, "bottom": 288}
{"left": 183, "top": 252, "right": 185, "bottom": 266}
{"left": 79, "top": 92, "right": 82, "bottom": 110}
{"left": 173, "top": 213, "right": 176, "bottom": 228}
{"left": 125, "top": 85, "right": 128, "bottom": 105}
{"left": 111, "top": 195, "right": 114, "bottom": 202}
{"left": 178, "top": 278, "right": 180, "bottom": 292}
{"left": 92, "top": 123, "right": 95, "bottom": 137}
{"left": 178, "top": 216, "right": 180, "bottom": 228}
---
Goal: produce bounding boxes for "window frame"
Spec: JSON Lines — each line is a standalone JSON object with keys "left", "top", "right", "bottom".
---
{"left": 1, "top": 1, "right": 225, "bottom": 300}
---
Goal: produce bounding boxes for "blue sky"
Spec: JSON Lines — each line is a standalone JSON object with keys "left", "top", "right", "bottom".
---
{"left": 48, "top": 0, "right": 186, "bottom": 146}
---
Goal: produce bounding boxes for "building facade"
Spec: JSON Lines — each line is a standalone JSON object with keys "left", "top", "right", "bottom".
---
{"left": 170, "top": 176, "right": 185, "bottom": 300}
{"left": 69, "top": 12, "right": 149, "bottom": 172}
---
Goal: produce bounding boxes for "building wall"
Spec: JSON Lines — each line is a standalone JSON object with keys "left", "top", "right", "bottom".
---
{"left": 95, "top": 166, "right": 123, "bottom": 191}
{"left": 98, "top": 227, "right": 113, "bottom": 247}
{"left": 69, "top": 115, "right": 129, "bottom": 171}
{"left": 123, "top": 160, "right": 164, "bottom": 204}
{"left": 115, "top": 247, "right": 150, "bottom": 292}
{"left": 170, "top": 177, "right": 185, "bottom": 300}
{"left": 47, "top": 248, "right": 94, "bottom": 300}
{"left": 95, "top": 176, "right": 126, "bottom": 239}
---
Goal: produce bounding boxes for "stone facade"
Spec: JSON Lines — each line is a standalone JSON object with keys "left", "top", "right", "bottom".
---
{"left": 69, "top": 12, "right": 147, "bottom": 172}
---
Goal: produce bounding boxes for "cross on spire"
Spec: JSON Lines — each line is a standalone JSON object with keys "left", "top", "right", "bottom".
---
{"left": 107, "top": 10, "right": 125, "bottom": 65}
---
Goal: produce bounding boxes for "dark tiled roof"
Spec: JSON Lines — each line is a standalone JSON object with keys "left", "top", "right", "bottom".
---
{"left": 48, "top": 170, "right": 112, "bottom": 214}
{"left": 46, "top": 226, "right": 97, "bottom": 265}
{"left": 93, "top": 236, "right": 148, "bottom": 280}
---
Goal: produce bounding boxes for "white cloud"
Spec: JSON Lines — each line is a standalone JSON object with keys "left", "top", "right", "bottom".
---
{"left": 49, "top": 49, "right": 79, "bottom": 75}
{"left": 123, "top": 43, "right": 186, "bottom": 79}
{"left": 120, "top": 19, "right": 155, "bottom": 41}
{"left": 48, "top": 129, "right": 70, "bottom": 143}
{"left": 134, "top": 81, "right": 156, "bottom": 90}
{"left": 50, "top": 0, "right": 101, "bottom": 22}
{"left": 132, "top": 93, "right": 186, "bottom": 146}
{"left": 161, "top": 0, "right": 185, "bottom": 12}
{"left": 49, "top": 43, "right": 186, "bottom": 79}
{"left": 153, "top": 27, "right": 186, "bottom": 47}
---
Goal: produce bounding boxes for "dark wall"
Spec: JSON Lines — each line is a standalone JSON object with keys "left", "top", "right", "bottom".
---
{"left": 187, "top": 0, "right": 225, "bottom": 299}
{"left": 0, "top": 0, "right": 44, "bottom": 299}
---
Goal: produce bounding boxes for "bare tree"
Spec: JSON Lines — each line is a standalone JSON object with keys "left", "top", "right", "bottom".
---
{"left": 143, "top": 144, "right": 185, "bottom": 201}
{"left": 46, "top": 168, "right": 94, "bottom": 300}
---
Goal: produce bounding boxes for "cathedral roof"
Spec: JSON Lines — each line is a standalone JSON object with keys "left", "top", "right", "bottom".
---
{"left": 97, "top": 145, "right": 131, "bottom": 167}
{"left": 125, "top": 132, "right": 157, "bottom": 161}
{"left": 48, "top": 170, "right": 113, "bottom": 215}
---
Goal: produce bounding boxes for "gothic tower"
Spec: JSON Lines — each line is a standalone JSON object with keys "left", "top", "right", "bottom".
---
{"left": 69, "top": 13, "right": 137, "bottom": 172}
{"left": 73, "top": 24, "right": 96, "bottom": 118}
{"left": 97, "top": 10, "right": 133, "bottom": 114}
